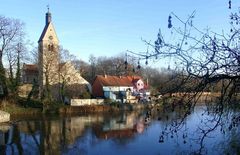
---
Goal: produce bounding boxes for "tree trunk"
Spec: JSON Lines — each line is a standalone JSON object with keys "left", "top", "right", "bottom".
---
{"left": 0, "top": 59, "right": 8, "bottom": 98}
{"left": 15, "top": 50, "right": 21, "bottom": 93}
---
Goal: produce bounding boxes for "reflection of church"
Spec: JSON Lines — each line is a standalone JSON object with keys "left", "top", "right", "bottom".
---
{"left": 22, "top": 9, "right": 90, "bottom": 99}
{"left": 0, "top": 111, "right": 144, "bottom": 154}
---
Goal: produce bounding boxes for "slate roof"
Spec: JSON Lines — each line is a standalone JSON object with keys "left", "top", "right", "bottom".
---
{"left": 38, "top": 23, "right": 50, "bottom": 43}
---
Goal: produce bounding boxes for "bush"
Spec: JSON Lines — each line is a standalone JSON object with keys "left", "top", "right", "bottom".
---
{"left": 82, "top": 91, "right": 91, "bottom": 99}
{"left": 105, "top": 98, "right": 113, "bottom": 104}
{"left": 109, "top": 101, "right": 121, "bottom": 107}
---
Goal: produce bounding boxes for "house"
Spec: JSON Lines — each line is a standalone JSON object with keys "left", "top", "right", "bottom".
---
{"left": 22, "top": 64, "right": 38, "bottom": 84}
{"left": 132, "top": 78, "right": 150, "bottom": 101}
{"left": 92, "top": 75, "right": 150, "bottom": 103}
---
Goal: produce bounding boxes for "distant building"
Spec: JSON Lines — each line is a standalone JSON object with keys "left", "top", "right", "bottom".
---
{"left": 92, "top": 75, "right": 150, "bottom": 103}
{"left": 22, "top": 64, "right": 38, "bottom": 84}
{"left": 21, "top": 9, "right": 90, "bottom": 100}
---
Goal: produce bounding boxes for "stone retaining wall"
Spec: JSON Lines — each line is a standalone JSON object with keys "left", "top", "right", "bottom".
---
{"left": 0, "top": 110, "right": 10, "bottom": 123}
{"left": 71, "top": 99, "right": 105, "bottom": 106}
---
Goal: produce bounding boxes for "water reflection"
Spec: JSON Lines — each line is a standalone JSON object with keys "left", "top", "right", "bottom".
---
{"left": 0, "top": 106, "right": 239, "bottom": 155}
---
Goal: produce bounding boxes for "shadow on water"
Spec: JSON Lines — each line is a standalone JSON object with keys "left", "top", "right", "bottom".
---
{"left": 0, "top": 106, "right": 239, "bottom": 155}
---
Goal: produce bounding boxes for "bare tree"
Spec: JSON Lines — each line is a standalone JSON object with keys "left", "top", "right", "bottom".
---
{"left": 132, "top": 10, "right": 240, "bottom": 101}
{"left": 95, "top": 55, "right": 139, "bottom": 77}
{"left": 129, "top": 2, "right": 240, "bottom": 154}
{"left": 5, "top": 37, "right": 28, "bottom": 96}
{"left": 72, "top": 59, "right": 91, "bottom": 79}
{"left": 59, "top": 47, "right": 80, "bottom": 100}
{"left": 88, "top": 54, "right": 97, "bottom": 83}
{"left": 0, "top": 15, "right": 24, "bottom": 98}
{"left": 39, "top": 44, "right": 59, "bottom": 101}
{"left": 50, "top": 47, "right": 90, "bottom": 101}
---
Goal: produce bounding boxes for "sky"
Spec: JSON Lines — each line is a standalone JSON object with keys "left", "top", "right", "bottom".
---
{"left": 1, "top": 0, "right": 239, "bottom": 66}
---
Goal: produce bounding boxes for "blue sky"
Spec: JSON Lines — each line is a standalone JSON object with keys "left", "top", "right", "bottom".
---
{"left": 1, "top": 0, "right": 239, "bottom": 65}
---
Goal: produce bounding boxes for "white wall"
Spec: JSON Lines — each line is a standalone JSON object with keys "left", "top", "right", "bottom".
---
{"left": 0, "top": 110, "right": 10, "bottom": 123}
{"left": 71, "top": 99, "right": 105, "bottom": 106}
{"left": 103, "top": 86, "right": 133, "bottom": 91}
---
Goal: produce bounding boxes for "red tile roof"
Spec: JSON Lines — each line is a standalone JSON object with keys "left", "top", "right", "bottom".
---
{"left": 23, "top": 64, "right": 38, "bottom": 73}
{"left": 92, "top": 75, "right": 143, "bottom": 97}
{"left": 93, "top": 125, "right": 135, "bottom": 139}
{"left": 94, "top": 75, "right": 134, "bottom": 87}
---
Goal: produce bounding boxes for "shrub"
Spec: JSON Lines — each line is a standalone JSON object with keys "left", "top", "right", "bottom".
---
{"left": 105, "top": 98, "right": 113, "bottom": 104}
{"left": 82, "top": 91, "right": 91, "bottom": 99}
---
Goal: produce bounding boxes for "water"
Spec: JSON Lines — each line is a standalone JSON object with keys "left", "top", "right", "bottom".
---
{"left": 0, "top": 106, "right": 239, "bottom": 155}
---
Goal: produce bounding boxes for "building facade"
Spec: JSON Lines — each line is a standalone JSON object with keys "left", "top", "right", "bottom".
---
{"left": 92, "top": 75, "right": 150, "bottom": 103}
{"left": 22, "top": 9, "right": 90, "bottom": 100}
{"left": 38, "top": 9, "right": 60, "bottom": 95}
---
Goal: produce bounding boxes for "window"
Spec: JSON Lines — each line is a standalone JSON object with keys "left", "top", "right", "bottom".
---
{"left": 48, "top": 44, "right": 54, "bottom": 51}
{"left": 51, "top": 45, "right": 54, "bottom": 51}
{"left": 48, "top": 44, "right": 51, "bottom": 51}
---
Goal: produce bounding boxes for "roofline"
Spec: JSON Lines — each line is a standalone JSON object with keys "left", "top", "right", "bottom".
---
{"left": 38, "top": 22, "right": 59, "bottom": 43}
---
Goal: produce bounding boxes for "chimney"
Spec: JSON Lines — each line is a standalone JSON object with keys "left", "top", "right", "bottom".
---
{"left": 104, "top": 74, "right": 107, "bottom": 78}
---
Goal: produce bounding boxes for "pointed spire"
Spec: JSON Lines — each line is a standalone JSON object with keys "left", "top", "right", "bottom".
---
{"left": 47, "top": 4, "right": 50, "bottom": 12}
{"left": 45, "top": 5, "right": 52, "bottom": 25}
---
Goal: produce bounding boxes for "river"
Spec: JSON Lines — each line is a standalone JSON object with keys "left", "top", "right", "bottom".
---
{"left": 0, "top": 105, "right": 239, "bottom": 155}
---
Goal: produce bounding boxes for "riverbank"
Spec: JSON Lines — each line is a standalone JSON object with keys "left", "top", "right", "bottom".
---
{"left": 0, "top": 98, "right": 147, "bottom": 116}
{"left": 40, "top": 103, "right": 147, "bottom": 116}
{"left": 2, "top": 93, "right": 239, "bottom": 117}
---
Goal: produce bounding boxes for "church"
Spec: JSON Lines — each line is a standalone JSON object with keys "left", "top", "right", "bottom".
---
{"left": 22, "top": 9, "right": 90, "bottom": 100}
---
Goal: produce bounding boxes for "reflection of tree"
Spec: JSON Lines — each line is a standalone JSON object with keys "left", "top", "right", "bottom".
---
{"left": 219, "top": 128, "right": 240, "bottom": 154}
{"left": 4, "top": 109, "right": 238, "bottom": 154}
{"left": 12, "top": 124, "right": 23, "bottom": 154}
{"left": 25, "top": 122, "right": 41, "bottom": 154}
{"left": 152, "top": 105, "right": 240, "bottom": 154}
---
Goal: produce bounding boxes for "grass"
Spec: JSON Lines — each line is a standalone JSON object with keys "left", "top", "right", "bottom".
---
{"left": 0, "top": 97, "right": 42, "bottom": 115}
{"left": 0, "top": 99, "right": 42, "bottom": 115}
{"left": 1, "top": 105, "right": 42, "bottom": 115}
{"left": 0, "top": 97, "right": 148, "bottom": 115}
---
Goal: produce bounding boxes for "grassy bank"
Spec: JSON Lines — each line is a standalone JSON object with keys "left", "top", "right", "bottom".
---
{"left": 0, "top": 98, "right": 42, "bottom": 115}
{"left": 0, "top": 98, "right": 146, "bottom": 115}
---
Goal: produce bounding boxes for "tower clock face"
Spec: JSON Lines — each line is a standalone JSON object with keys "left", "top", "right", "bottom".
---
{"left": 49, "top": 35, "right": 53, "bottom": 40}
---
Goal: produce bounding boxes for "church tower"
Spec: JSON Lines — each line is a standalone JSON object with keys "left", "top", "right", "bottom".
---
{"left": 38, "top": 8, "right": 59, "bottom": 98}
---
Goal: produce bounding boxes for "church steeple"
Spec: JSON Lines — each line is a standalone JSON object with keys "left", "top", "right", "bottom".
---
{"left": 38, "top": 6, "right": 58, "bottom": 43}
{"left": 38, "top": 6, "right": 59, "bottom": 98}
{"left": 45, "top": 5, "right": 52, "bottom": 25}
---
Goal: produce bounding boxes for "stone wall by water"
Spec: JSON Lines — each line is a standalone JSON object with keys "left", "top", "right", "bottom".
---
{"left": 0, "top": 110, "right": 10, "bottom": 123}
{"left": 71, "top": 99, "right": 104, "bottom": 106}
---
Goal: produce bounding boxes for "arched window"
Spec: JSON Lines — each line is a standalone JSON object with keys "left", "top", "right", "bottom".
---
{"left": 51, "top": 45, "right": 54, "bottom": 51}
{"left": 48, "top": 44, "right": 54, "bottom": 51}
{"left": 48, "top": 44, "right": 51, "bottom": 51}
